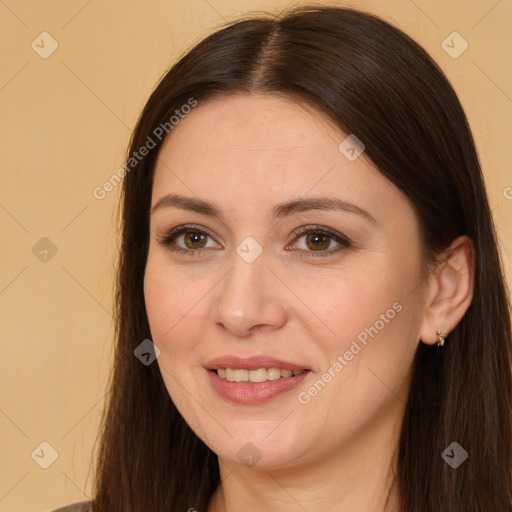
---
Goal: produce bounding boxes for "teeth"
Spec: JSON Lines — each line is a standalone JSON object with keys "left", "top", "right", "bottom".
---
{"left": 249, "top": 368, "right": 269, "bottom": 382}
{"left": 268, "top": 368, "right": 283, "bottom": 380}
{"left": 234, "top": 369, "right": 249, "bottom": 382}
{"left": 216, "top": 367, "right": 305, "bottom": 382}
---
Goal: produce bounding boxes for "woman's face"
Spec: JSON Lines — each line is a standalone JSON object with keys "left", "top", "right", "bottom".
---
{"left": 144, "top": 93, "right": 429, "bottom": 469}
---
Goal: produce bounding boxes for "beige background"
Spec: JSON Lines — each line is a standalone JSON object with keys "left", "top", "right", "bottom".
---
{"left": 0, "top": 0, "right": 510, "bottom": 510}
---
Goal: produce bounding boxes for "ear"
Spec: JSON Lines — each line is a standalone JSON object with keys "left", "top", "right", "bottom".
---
{"left": 419, "top": 235, "right": 475, "bottom": 346}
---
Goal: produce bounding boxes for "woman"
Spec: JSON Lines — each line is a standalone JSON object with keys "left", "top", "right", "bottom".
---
{"left": 52, "top": 5, "right": 512, "bottom": 512}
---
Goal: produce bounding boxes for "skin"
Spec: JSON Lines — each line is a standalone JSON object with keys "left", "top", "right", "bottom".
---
{"left": 143, "top": 93, "right": 474, "bottom": 512}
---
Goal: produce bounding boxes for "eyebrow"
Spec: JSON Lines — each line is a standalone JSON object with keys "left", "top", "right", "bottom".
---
{"left": 151, "top": 193, "right": 377, "bottom": 225}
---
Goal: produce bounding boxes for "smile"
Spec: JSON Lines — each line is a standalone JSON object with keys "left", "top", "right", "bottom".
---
{"left": 207, "top": 368, "right": 311, "bottom": 404}
{"left": 216, "top": 367, "right": 306, "bottom": 382}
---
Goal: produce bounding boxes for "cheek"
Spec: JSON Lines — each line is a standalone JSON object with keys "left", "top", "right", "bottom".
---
{"left": 305, "top": 248, "right": 423, "bottom": 383}
{"left": 144, "top": 265, "right": 175, "bottom": 340}
{"left": 314, "top": 258, "right": 416, "bottom": 336}
{"left": 143, "top": 260, "right": 209, "bottom": 418}
{"left": 143, "top": 259, "right": 204, "bottom": 355}
{"left": 297, "top": 265, "right": 420, "bottom": 445}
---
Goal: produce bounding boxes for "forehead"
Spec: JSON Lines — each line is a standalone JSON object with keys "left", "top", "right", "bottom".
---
{"left": 156, "top": 93, "right": 343, "bottom": 162}
{"left": 151, "top": 93, "right": 408, "bottom": 223}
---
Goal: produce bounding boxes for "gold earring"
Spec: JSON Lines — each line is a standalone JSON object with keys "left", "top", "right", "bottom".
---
{"left": 436, "top": 330, "right": 447, "bottom": 347}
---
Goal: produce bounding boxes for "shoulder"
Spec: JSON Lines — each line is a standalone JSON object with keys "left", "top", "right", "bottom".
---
{"left": 48, "top": 500, "right": 91, "bottom": 512}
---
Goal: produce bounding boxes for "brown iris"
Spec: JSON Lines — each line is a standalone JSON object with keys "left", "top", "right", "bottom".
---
{"left": 305, "top": 233, "right": 330, "bottom": 251}
{"left": 184, "top": 231, "right": 207, "bottom": 249}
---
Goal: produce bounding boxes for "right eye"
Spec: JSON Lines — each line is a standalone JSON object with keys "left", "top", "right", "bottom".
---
{"left": 157, "top": 224, "right": 220, "bottom": 256}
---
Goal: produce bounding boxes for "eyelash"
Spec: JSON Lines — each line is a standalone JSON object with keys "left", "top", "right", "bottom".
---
{"left": 156, "top": 224, "right": 352, "bottom": 258}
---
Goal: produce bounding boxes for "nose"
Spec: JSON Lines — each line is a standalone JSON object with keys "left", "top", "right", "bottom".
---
{"left": 211, "top": 251, "right": 287, "bottom": 337}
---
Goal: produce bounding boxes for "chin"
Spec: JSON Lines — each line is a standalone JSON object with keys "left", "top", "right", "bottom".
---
{"left": 202, "top": 428, "right": 304, "bottom": 470}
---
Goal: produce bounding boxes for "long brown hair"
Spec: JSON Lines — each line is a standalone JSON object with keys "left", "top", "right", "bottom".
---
{"left": 90, "top": 6, "right": 512, "bottom": 511}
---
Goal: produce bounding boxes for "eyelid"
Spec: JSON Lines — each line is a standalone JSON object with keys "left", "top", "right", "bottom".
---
{"left": 157, "top": 223, "right": 220, "bottom": 247}
{"left": 289, "top": 224, "right": 350, "bottom": 243}
{"left": 287, "top": 225, "right": 352, "bottom": 255}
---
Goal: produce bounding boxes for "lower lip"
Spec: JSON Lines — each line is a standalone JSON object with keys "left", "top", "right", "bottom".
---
{"left": 206, "top": 369, "right": 311, "bottom": 404}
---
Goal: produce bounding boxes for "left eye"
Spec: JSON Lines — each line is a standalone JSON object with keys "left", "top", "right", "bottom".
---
{"left": 157, "top": 225, "right": 352, "bottom": 258}
{"left": 287, "top": 227, "right": 352, "bottom": 257}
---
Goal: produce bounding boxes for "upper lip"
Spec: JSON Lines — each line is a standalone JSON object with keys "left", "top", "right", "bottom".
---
{"left": 205, "top": 356, "right": 310, "bottom": 372}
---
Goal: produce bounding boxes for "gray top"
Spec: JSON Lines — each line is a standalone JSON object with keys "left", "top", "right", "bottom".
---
{"left": 50, "top": 500, "right": 91, "bottom": 512}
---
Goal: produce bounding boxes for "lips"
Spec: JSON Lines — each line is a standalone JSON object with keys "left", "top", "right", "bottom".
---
{"left": 204, "top": 355, "right": 312, "bottom": 404}
{"left": 204, "top": 356, "right": 309, "bottom": 373}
